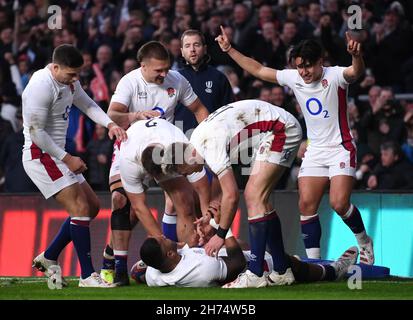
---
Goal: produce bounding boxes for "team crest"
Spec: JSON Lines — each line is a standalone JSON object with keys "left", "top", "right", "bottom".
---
{"left": 321, "top": 79, "right": 328, "bottom": 88}
{"left": 205, "top": 81, "right": 213, "bottom": 93}
{"left": 340, "top": 162, "right": 345, "bottom": 169}
{"left": 167, "top": 87, "right": 176, "bottom": 97}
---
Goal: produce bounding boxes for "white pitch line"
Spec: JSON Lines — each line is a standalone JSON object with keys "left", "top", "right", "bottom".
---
{"left": 0, "top": 277, "right": 78, "bottom": 283}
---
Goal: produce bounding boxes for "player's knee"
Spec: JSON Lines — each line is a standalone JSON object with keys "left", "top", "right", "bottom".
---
{"left": 330, "top": 199, "right": 349, "bottom": 216}
{"left": 244, "top": 189, "right": 264, "bottom": 209}
{"left": 111, "top": 201, "right": 132, "bottom": 231}
{"left": 298, "top": 198, "right": 317, "bottom": 215}
{"left": 88, "top": 196, "right": 100, "bottom": 218}
{"left": 75, "top": 199, "right": 92, "bottom": 217}
{"left": 112, "top": 189, "right": 128, "bottom": 210}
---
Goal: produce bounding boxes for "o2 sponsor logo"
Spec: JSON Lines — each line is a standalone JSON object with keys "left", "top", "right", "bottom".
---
{"left": 306, "top": 98, "right": 329, "bottom": 118}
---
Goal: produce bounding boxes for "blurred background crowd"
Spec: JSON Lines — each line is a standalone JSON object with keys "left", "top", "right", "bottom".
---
{"left": 1, "top": 0, "right": 413, "bottom": 193}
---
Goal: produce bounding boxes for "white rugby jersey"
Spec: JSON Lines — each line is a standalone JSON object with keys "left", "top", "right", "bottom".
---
{"left": 190, "top": 99, "right": 297, "bottom": 176}
{"left": 145, "top": 245, "right": 227, "bottom": 287}
{"left": 145, "top": 247, "right": 274, "bottom": 287}
{"left": 22, "top": 66, "right": 112, "bottom": 161}
{"left": 110, "top": 68, "right": 198, "bottom": 122}
{"left": 120, "top": 118, "right": 203, "bottom": 194}
{"left": 276, "top": 66, "right": 354, "bottom": 150}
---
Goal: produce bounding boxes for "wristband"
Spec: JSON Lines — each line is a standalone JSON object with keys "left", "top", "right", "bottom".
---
{"left": 209, "top": 218, "right": 233, "bottom": 239}
{"left": 216, "top": 226, "right": 229, "bottom": 239}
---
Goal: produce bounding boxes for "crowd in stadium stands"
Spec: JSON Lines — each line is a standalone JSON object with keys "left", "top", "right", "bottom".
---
{"left": 1, "top": 0, "right": 413, "bottom": 193}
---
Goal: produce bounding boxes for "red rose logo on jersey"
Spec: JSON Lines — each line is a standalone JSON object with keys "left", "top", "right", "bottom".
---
{"left": 340, "top": 162, "right": 345, "bottom": 169}
{"left": 321, "top": 79, "right": 328, "bottom": 88}
{"left": 167, "top": 87, "right": 176, "bottom": 97}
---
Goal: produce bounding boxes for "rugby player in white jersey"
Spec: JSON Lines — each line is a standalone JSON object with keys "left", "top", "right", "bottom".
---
{"left": 118, "top": 118, "right": 209, "bottom": 249}
{"left": 215, "top": 26, "right": 374, "bottom": 265}
{"left": 23, "top": 44, "right": 127, "bottom": 288}
{"left": 161, "top": 99, "right": 303, "bottom": 287}
{"left": 136, "top": 226, "right": 358, "bottom": 288}
{"left": 100, "top": 41, "right": 209, "bottom": 286}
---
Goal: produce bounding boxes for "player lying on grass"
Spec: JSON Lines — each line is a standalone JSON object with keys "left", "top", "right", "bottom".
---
{"left": 132, "top": 220, "right": 359, "bottom": 288}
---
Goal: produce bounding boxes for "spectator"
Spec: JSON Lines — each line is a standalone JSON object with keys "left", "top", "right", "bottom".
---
{"left": 123, "top": 58, "right": 138, "bottom": 75}
{"left": 0, "top": 108, "right": 38, "bottom": 193}
{"left": 251, "top": 21, "right": 286, "bottom": 70}
{"left": 258, "top": 86, "right": 271, "bottom": 102}
{"left": 118, "top": 26, "right": 145, "bottom": 66}
{"left": 192, "top": 0, "right": 210, "bottom": 32}
{"left": 231, "top": 3, "right": 257, "bottom": 54}
{"left": 298, "top": 1, "right": 321, "bottom": 39}
{"left": 401, "top": 108, "right": 413, "bottom": 164}
{"left": 280, "top": 20, "right": 301, "bottom": 48}
{"left": 368, "top": 6, "right": 413, "bottom": 91}
{"left": 367, "top": 141, "right": 413, "bottom": 190}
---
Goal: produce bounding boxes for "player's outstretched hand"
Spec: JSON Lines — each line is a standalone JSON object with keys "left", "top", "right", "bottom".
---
{"left": 346, "top": 31, "right": 362, "bottom": 57}
{"left": 204, "top": 234, "right": 225, "bottom": 257}
{"left": 108, "top": 122, "right": 127, "bottom": 142}
{"left": 215, "top": 25, "right": 232, "bottom": 52}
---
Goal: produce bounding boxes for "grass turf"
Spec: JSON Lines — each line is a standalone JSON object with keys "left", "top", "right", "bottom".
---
{"left": 1, "top": 277, "right": 413, "bottom": 300}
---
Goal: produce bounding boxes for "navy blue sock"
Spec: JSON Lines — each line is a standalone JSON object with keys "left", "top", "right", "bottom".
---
{"left": 322, "top": 265, "right": 337, "bottom": 281}
{"left": 114, "top": 250, "right": 128, "bottom": 275}
{"left": 162, "top": 213, "right": 178, "bottom": 242}
{"left": 300, "top": 214, "right": 321, "bottom": 258}
{"left": 44, "top": 217, "right": 71, "bottom": 261}
{"left": 247, "top": 216, "right": 268, "bottom": 277}
{"left": 266, "top": 212, "right": 289, "bottom": 274}
{"left": 342, "top": 205, "right": 366, "bottom": 234}
{"left": 102, "top": 244, "right": 115, "bottom": 270}
{"left": 70, "top": 217, "right": 95, "bottom": 279}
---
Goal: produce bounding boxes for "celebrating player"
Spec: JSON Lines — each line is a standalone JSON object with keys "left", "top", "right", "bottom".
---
{"left": 24, "top": 44, "right": 126, "bottom": 288}
{"left": 215, "top": 26, "right": 374, "bottom": 265}
{"left": 162, "top": 99, "right": 302, "bottom": 287}
{"left": 101, "top": 41, "right": 209, "bottom": 286}
{"left": 118, "top": 118, "right": 210, "bottom": 248}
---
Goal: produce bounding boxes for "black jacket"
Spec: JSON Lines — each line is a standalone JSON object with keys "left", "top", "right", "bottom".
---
{"left": 174, "top": 59, "right": 234, "bottom": 133}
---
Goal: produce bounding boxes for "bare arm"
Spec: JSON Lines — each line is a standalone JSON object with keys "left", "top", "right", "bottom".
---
{"left": 216, "top": 25, "right": 279, "bottom": 84}
{"left": 220, "top": 236, "right": 247, "bottom": 283}
{"left": 204, "top": 168, "right": 239, "bottom": 256}
{"left": 343, "top": 31, "right": 365, "bottom": 83}
{"left": 127, "top": 191, "right": 162, "bottom": 236}
{"left": 190, "top": 174, "right": 211, "bottom": 217}
{"left": 186, "top": 98, "right": 209, "bottom": 124}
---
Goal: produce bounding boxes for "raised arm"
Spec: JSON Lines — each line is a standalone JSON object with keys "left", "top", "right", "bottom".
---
{"left": 216, "top": 25, "right": 279, "bottom": 84}
{"left": 343, "top": 31, "right": 365, "bottom": 83}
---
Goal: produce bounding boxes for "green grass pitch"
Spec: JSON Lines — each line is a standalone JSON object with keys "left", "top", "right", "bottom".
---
{"left": 1, "top": 277, "right": 413, "bottom": 300}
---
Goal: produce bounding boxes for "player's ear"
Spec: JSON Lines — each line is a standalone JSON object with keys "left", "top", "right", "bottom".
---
{"left": 166, "top": 249, "right": 175, "bottom": 259}
{"left": 52, "top": 63, "right": 60, "bottom": 73}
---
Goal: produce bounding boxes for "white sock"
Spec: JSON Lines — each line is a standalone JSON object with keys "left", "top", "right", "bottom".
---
{"left": 306, "top": 248, "right": 321, "bottom": 259}
{"left": 355, "top": 231, "right": 369, "bottom": 245}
